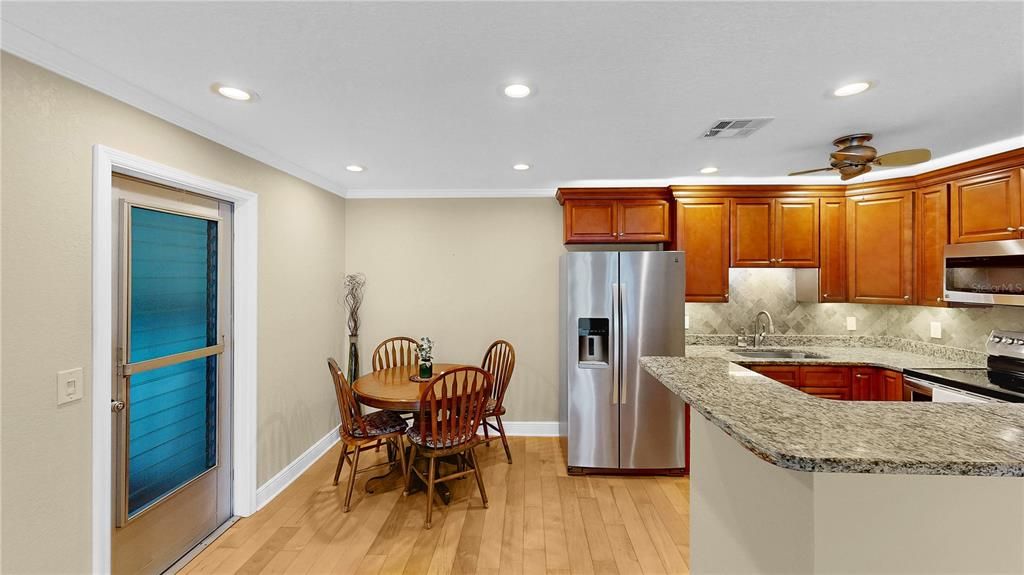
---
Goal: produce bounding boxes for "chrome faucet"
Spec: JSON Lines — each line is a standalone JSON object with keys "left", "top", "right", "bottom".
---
{"left": 753, "top": 310, "right": 775, "bottom": 348}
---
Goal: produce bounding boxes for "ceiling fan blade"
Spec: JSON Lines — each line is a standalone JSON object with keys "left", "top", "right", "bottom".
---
{"left": 788, "top": 167, "right": 834, "bottom": 176}
{"left": 874, "top": 148, "right": 932, "bottom": 167}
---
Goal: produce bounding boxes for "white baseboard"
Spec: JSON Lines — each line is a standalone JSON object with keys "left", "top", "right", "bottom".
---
{"left": 489, "top": 420, "right": 560, "bottom": 437}
{"left": 255, "top": 425, "right": 339, "bottom": 510}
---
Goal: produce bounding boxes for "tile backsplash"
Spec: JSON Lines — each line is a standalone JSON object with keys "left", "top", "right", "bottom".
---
{"left": 686, "top": 268, "right": 1024, "bottom": 352}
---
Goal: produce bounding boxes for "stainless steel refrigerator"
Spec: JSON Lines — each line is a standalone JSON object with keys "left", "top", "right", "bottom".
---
{"left": 559, "top": 251, "right": 687, "bottom": 473}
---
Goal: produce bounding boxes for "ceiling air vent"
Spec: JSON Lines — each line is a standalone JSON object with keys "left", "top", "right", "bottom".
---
{"left": 702, "top": 118, "right": 774, "bottom": 139}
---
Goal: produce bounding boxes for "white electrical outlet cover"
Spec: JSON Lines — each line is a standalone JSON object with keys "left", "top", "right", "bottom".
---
{"left": 930, "top": 321, "right": 942, "bottom": 339}
{"left": 846, "top": 316, "right": 857, "bottom": 331}
{"left": 57, "top": 367, "right": 84, "bottom": 405}
{"left": 685, "top": 315, "right": 690, "bottom": 329}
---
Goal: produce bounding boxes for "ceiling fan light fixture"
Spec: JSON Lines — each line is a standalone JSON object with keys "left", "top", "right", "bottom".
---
{"left": 833, "top": 82, "right": 871, "bottom": 97}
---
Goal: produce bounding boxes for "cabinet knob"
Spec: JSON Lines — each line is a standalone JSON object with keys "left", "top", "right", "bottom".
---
{"left": 1018, "top": 226, "right": 1024, "bottom": 231}
{"left": 823, "top": 293, "right": 829, "bottom": 298}
{"left": 1008, "top": 227, "right": 1016, "bottom": 232}
{"left": 936, "top": 297, "right": 942, "bottom": 302}
{"left": 903, "top": 295, "right": 910, "bottom": 301}
{"left": 724, "top": 292, "right": 729, "bottom": 298}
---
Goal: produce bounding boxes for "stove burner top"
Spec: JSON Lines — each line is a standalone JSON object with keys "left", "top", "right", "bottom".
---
{"left": 903, "top": 367, "right": 1024, "bottom": 402}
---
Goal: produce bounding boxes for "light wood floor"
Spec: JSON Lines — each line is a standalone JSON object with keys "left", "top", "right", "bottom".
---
{"left": 180, "top": 436, "right": 690, "bottom": 574}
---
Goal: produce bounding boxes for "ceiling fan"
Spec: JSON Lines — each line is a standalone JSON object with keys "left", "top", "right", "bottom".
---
{"left": 788, "top": 134, "right": 931, "bottom": 181}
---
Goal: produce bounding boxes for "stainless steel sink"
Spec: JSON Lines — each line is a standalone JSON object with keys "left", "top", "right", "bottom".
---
{"left": 728, "top": 349, "right": 829, "bottom": 359}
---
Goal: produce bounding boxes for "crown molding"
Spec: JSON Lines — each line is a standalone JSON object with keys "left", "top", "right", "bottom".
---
{"left": 1, "top": 21, "right": 347, "bottom": 197}
{"left": 345, "top": 188, "right": 555, "bottom": 199}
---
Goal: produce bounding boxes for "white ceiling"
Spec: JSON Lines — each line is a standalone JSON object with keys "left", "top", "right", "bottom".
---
{"left": 3, "top": 2, "right": 1023, "bottom": 196}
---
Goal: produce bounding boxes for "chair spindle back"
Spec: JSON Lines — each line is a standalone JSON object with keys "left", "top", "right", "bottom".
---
{"left": 481, "top": 340, "right": 516, "bottom": 411}
{"left": 372, "top": 336, "right": 420, "bottom": 371}
{"left": 418, "top": 367, "right": 493, "bottom": 447}
{"left": 328, "top": 357, "right": 367, "bottom": 437}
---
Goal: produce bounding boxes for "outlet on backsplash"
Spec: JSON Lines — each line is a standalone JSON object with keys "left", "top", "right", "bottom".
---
{"left": 930, "top": 321, "right": 942, "bottom": 339}
{"left": 846, "top": 317, "right": 857, "bottom": 331}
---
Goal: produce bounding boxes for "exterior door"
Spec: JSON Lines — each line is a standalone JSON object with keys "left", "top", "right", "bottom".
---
{"left": 618, "top": 251, "right": 686, "bottom": 470}
{"left": 111, "top": 175, "right": 233, "bottom": 575}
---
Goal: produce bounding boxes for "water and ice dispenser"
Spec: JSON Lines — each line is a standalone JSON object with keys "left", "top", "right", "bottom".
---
{"left": 577, "top": 318, "right": 609, "bottom": 367}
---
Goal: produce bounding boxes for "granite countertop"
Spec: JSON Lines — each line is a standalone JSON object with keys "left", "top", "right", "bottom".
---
{"left": 684, "top": 344, "right": 980, "bottom": 371}
{"left": 642, "top": 343, "right": 1024, "bottom": 476}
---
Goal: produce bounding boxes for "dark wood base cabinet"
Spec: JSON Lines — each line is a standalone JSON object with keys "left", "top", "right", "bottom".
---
{"left": 748, "top": 364, "right": 903, "bottom": 401}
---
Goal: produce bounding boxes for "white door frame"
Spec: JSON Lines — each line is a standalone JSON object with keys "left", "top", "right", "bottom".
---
{"left": 91, "top": 145, "right": 259, "bottom": 573}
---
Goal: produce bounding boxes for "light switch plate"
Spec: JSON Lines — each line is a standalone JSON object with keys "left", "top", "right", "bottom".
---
{"left": 846, "top": 316, "right": 857, "bottom": 331}
{"left": 685, "top": 314, "right": 690, "bottom": 329}
{"left": 930, "top": 321, "right": 942, "bottom": 339}
{"left": 57, "top": 368, "right": 84, "bottom": 405}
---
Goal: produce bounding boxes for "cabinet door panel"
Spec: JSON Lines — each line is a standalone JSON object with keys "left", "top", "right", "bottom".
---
{"left": 731, "top": 199, "right": 773, "bottom": 267}
{"left": 676, "top": 199, "right": 730, "bottom": 302}
{"left": 881, "top": 370, "right": 903, "bottom": 401}
{"left": 618, "top": 200, "right": 671, "bottom": 242}
{"left": 950, "top": 169, "right": 1021, "bottom": 243}
{"left": 774, "top": 198, "right": 820, "bottom": 267}
{"left": 916, "top": 185, "right": 949, "bottom": 307}
{"left": 820, "top": 198, "right": 847, "bottom": 302}
{"left": 564, "top": 200, "right": 617, "bottom": 243}
{"left": 801, "top": 387, "right": 851, "bottom": 401}
{"left": 847, "top": 191, "right": 914, "bottom": 304}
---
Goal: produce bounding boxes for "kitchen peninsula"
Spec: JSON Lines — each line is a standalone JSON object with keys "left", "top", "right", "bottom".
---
{"left": 643, "top": 348, "right": 1024, "bottom": 574}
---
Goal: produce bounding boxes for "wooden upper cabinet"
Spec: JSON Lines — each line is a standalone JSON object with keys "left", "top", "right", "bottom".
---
{"left": 819, "top": 198, "right": 847, "bottom": 302}
{"left": 774, "top": 198, "right": 820, "bottom": 267}
{"left": 676, "top": 198, "right": 730, "bottom": 302}
{"left": 563, "top": 200, "right": 617, "bottom": 243}
{"left": 847, "top": 190, "right": 914, "bottom": 305}
{"left": 558, "top": 189, "right": 672, "bottom": 244}
{"left": 950, "top": 168, "right": 1022, "bottom": 243}
{"left": 731, "top": 199, "right": 774, "bottom": 266}
{"left": 731, "top": 197, "right": 819, "bottom": 267}
{"left": 915, "top": 184, "right": 949, "bottom": 307}
{"left": 618, "top": 199, "right": 671, "bottom": 242}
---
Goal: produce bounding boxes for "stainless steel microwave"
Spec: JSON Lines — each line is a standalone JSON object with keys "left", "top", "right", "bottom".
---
{"left": 944, "top": 239, "right": 1024, "bottom": 305}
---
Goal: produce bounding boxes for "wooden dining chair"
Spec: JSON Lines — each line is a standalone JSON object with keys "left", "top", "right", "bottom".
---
{"left": 480, "top": 340, "right": 516, "bottom": 463}
{"left": 403, "top": 367, "right": 493, "bottom": 529}
{"left": 327, "top": 358, "right": 408, "bottom": 512}
{"left": 371, "top": 336, "right": 420, "bottom": 371}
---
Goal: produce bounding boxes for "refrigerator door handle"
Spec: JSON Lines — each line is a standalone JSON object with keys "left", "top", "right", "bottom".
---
{"left": 618, "top": 282, "right": 627, "bottom": 406}
{"left": 612, "top": 282, "right": 621, "bottom": 405}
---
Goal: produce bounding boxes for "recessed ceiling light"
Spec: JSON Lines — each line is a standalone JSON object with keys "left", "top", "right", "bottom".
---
{"left": 512, "top": 163, "right": 531, "bottom": 171}
{"left": 213, "top": 84, "right": 255, "bottom": 101}
{"left": 700, "top": 166, "right": 719, "bottom": 174}
{"left": 345, "top": 165, "right": 365, "bottom": 173}
{"left": 504, "top": 84, "right": 531, "bottom": 98}
{"left": 833, "top": 82, "right": 871, "bottom": 97}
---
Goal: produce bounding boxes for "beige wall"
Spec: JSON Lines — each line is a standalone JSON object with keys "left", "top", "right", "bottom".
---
{"left": 1, "top": 54, "right": 345, "bottom": 573}
{"left": 345, "top": 198, "right": 565, "bottom": 421}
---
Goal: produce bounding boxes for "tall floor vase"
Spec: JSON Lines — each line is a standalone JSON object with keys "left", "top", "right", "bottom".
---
{"left": 347, "top": 335, "right": 360, "bottom": 383}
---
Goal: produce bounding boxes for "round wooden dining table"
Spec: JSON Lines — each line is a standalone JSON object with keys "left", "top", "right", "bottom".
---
{"left": 352, "top": 363, "right": 468, "bottom": 503}
{"left": 352, "top": 363, "right": 465, "bottom": 411}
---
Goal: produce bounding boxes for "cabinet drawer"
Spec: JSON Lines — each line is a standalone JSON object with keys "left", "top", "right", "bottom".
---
{"left": 800, "top": 366, "right": 850, "bottom": 388}
{"left": 748, "top": 365, "right": 800, "bottom": 387}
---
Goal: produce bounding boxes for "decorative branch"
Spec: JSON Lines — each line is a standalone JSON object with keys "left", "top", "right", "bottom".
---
{"left": 343, "top": 273, "right": 366, "bottom": 336}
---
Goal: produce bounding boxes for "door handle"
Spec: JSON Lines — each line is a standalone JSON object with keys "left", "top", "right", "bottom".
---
{"left": 111, "top": 400, "right": 126, "bottom": 412}
{"left": 612, "top": 282, "right": 620, "bottom": 405}
{"left": 619, "top": 282, "right": 627, "bottom": 406}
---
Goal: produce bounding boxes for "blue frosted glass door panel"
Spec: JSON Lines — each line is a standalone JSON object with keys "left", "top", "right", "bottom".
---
{"left": 130, "top": 207, "right": 217, "bottom": 362}
{"left": 127, "top": 357, "right": 217, "bottom": 515}
{"left": 126, "top": 206, "right": 218, "bottom": 517}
